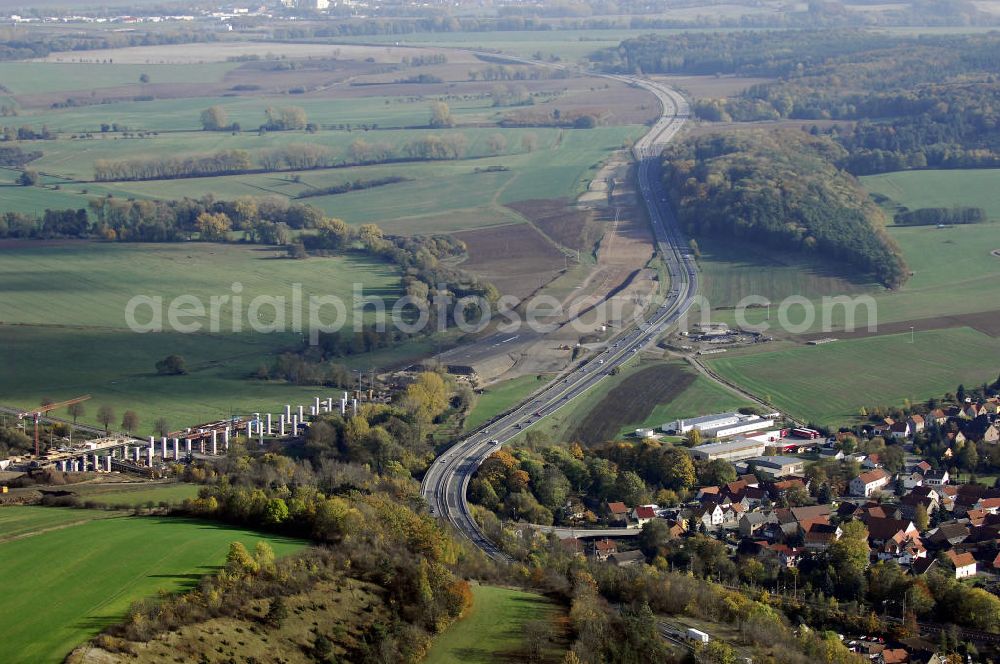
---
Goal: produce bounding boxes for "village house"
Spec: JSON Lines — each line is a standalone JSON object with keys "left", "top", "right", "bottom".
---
{"left": 609, "top": 550, "right": 646, "bottom": 567}
{"left": 878, "top": 532, "right": 926, "bottom": 566}
{"left": 899, "top": 471, "right": 925, "bottom": 490}
{"left": 803, "top": 522, "right": 842, "bottom": 551}
{"left": 631, "top": 505, "right": 656, "bottom": 527}
{"left": 927, "top": 409, "right": 948, "bottom": 426}
{"left": 865, "top": 517, "right": 919, "bottom": 547}
{"left": 739, "top": 511, "right": 774, "bottom": 538}
{"left": 592, "top": 538, "right": 618, "bottom": 562}
{"left": 924, "top": 469, "right": 949, "bottom": 486}
{"left": 944, "top": 549, "right": 977, "bottom": 579}
{"left": 606, "top": 501, "right": 630, "bottom": 526}
{"left": 925, "top": 522, "right": 970, "bottom": 548}
{"left": 766, "top": 543, "right": 804, "bottom": 568}
{"left": 689, "top": 503, "right": 724, "bottom": 531}
{"left": 889, "top": 421, "right": 912, "bottom": 440}
{"left": 900, "top": 491, "right": 937, "bottom": 520}
{"left": 851, "top": 469, "right": 891, "bottom": 497}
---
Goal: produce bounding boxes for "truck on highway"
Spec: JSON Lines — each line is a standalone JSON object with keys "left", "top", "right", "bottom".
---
{"left": 686, "top": 628, "right": 710, "bottom": 644}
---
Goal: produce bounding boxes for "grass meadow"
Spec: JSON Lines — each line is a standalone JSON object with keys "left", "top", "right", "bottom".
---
{"left": 862, "top": 169, "right": 1000, "bottom": 221}
{"left": 425, "top": 584, "right": 566, "bottom": 664}
{"left": 707, "top": 327, "right": 1000, "bottom": 426}
{"left": 463, "top": 374, "right": 548, "bottom": 432}
{"left": 0, "top": 242, "right": 408, "bottom": 432}
{"left": 65, "top": 481, "right": 202, "bottom": 507}
{"left": 0, "top": 506, "right": 304, "bottom": 664}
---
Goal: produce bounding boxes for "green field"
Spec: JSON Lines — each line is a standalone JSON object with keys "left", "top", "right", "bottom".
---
{"left": 696, "top": 234, "right": 877, "bottom": 309}
{"left": 425, "top": 584, "right": 565, "bottom": 664}
{"left": 464, "top": 374, "right": 548, "bottom": 432}
{"left": 0, "top": 241, "right": 397, "bottom": 329}
{"left": 14, "top": 124, "right": 640, "bottom": 235}
{"left": 0, "top": 506, "right": 305, "bottom": 664}
{"left": 68, "top": 481, "right": 202, "bottom": 507}
{"left": 707, "top": 327, "right": 1000, "bottom": 426}
{"left": 862, "top": 169, "right": 1000, "bottom": 221}
{"left": 0, "top": 505, "right": 117, "bottom": 541}
{"left": 0, "top": 242, "right": 409, "bottom": 433}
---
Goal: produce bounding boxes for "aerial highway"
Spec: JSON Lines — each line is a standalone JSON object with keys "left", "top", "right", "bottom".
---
{"left": 420, "top": 70, "right": 697, "bottom": 561}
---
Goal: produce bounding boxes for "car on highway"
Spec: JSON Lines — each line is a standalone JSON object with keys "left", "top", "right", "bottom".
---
{"left": 489, "top": 439, "right": 500, "bottom": 446}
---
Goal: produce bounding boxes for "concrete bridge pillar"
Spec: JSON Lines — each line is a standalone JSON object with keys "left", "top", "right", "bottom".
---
{"left": 161, "top": 437, "right": 167, "bottom": 459}
{"left": 185, "top": 439, "right": 192, "bottom": 456}
{"left": 298, "top": 405, "right": 304, "bottom": 421}
{"left": 279, "top": 415, "right": 286, "bottom": 437}
{"left": 172, "top": 438, "right": 180, "bottom": 460}
{"left": 211, "top": 438, "right": 217, "bottom": 455}
{"left": 291, "top": 414, "right": 299, "bottom": 434}
{"left": 105, "top": 456, "right": 112, "bottom": 472}
{"left": 147, "top": 446, "right": 153, "bottom": 466}
{"left": 266, "top": 413, "right": 273, "bottom": 435}
{"left": 284, "top": 404, "right": 291, "bottom": 420}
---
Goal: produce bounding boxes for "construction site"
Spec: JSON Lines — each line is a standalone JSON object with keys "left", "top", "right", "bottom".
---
{"left": 0, "top": 390, "right": 378, "bottom": 481}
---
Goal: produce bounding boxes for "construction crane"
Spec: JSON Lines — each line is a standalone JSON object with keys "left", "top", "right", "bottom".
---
{"left": 18, "top": 395, "right": 91, "bottom": 457}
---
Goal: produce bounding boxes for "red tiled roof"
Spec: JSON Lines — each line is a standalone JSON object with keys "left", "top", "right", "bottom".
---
{"left": 946, "top": 550, "right": 976, "bottom": 569}
{"left": 856, "top": 469, "right": 889, "bottom": 485}
{"left": 881, "top": 647, "right": 909, "bottom": 664}
{"left": 595, "top": 539, "right": 617, "bottom": 552}
{"left": 607, "top": 501, "right": 628, "bottom": 515}
{"left": 634, "top": 506, "right": 656, "bottom": 519}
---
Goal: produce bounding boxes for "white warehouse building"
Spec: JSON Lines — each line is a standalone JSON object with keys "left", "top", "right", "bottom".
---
{"left": 689, "top": 438, "right": 767, "bottom": 462}
{"left": 663, "top": 412, "right": 774, "bottom": 439}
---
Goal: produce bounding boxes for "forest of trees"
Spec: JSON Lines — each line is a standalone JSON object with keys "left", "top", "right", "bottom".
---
{"left": 660, "top": 129, "right": 908, "bottom": 288}
{"left": 604, "top": 31, "right": 1000, "bottom": 177}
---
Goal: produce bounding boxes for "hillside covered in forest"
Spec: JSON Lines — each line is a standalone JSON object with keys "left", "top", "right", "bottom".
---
{"left": 661, "top": 130, "right": 908, "bottom": 288}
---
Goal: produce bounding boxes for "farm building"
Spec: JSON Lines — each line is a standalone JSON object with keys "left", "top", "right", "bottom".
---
{"left": 662, "top": 412, "right": 775, "bottom": 439}
{"left": 689, "top": 438, "right": 767, "bottom": 462}
{"left": 743, "top": 456, "right": 806, "bottom": 478}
